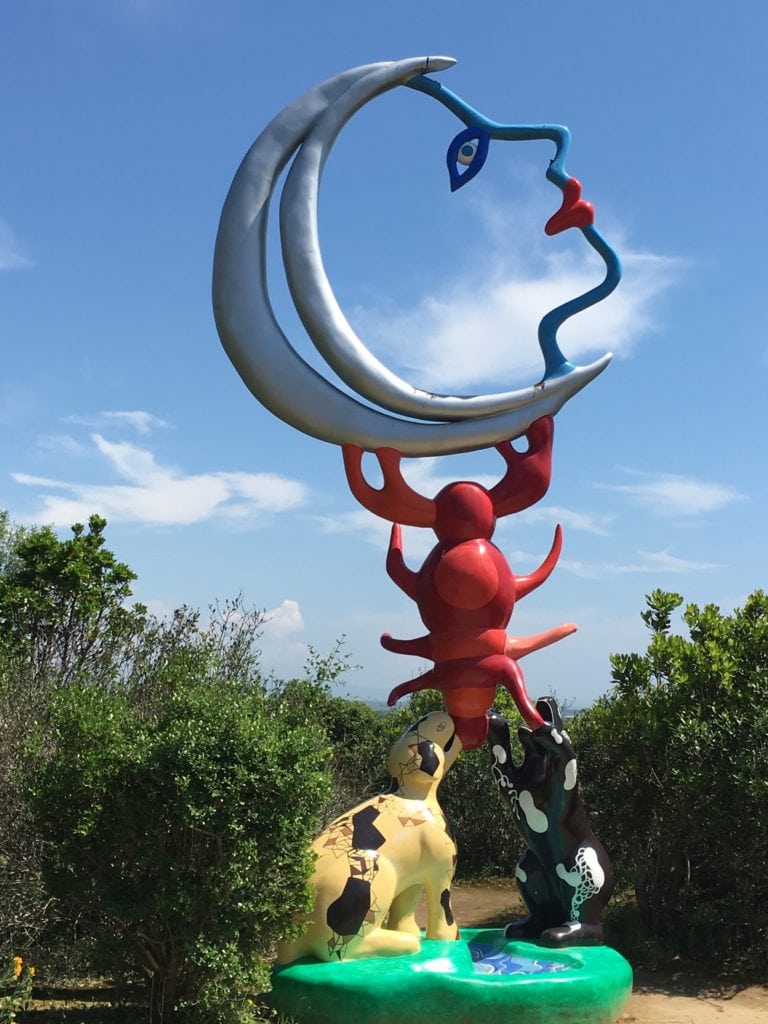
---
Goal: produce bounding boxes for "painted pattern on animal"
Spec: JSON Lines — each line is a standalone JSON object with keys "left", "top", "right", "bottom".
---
{"left": 277, "top": 712, "right": 461, "bottom": 964}
{"left": 488, "top": 697, "right": 615, "bottom": 946}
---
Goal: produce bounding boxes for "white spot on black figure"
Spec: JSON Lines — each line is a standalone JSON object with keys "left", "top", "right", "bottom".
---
{"left": 519, "top": 790, "right": 548, "bottom": 833}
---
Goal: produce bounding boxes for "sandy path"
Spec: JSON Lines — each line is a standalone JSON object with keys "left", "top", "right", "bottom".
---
{"left": 415, "top": 882, "right": 768, "bottom": 1023}
{"left": 620, "top": 972, "right": 768, "bottom": 1023}
{"left": 618, "top": 974, "right": 768, "bottom": 1024}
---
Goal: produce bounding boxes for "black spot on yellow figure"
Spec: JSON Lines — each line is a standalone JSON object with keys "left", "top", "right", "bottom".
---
{"left": 351, "top": 805, "right": 386, "bottom": 849}
{"left": 440, "top": 888, "right": 455, "bottom": 926}
{"left": 327, "top": 877, "right": 372, "bottom": 938}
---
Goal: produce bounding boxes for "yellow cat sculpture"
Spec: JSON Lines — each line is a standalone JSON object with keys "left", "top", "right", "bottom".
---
{"left": 277, "top": 711, "right": 462, "bottom": 963}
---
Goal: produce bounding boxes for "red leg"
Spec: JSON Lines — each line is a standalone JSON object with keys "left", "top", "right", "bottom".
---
{"left": 478, "top": 655, "right": 544, "bottom": 729}
{"left": 386, "top": 524, "right": 419, "bottom": 600}
{"left": 514, "top": 525, "right": 563, "bottom": 600}
{"left": 387, "top": 669, "right": 435, "bottom": 707}
{"left": 504, "top": 623, "right": 576, "bottom": 660}
{"left": 381, "top": 632, "right": 432, "bottom": 658}
{"left": 382, "top": 629, "right": 510, "bottom": 660}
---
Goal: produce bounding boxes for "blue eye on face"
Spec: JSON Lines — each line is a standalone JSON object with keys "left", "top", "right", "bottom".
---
{"left": 458, "top": 141, "right": 478, "bottom": 165}
{"left": 447, "top": 126, "right": 490, "bottom": 191}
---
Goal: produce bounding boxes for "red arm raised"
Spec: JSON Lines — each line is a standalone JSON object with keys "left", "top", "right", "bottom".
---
{"left": 515, "top": 525, "right": 563, "bottom": 600}
{"left": 385, "top": 523, "right": 419, "bottom": 600}
{"left": 342, "top": 445, "right": 435, "bottom": 526}
{"left": 490, "top": 417, "right": 554, "bottom": 518}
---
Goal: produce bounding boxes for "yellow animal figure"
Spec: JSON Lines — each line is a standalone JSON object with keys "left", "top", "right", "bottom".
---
{"left": 277, "top": 711, "right": 462, "bottom": 963}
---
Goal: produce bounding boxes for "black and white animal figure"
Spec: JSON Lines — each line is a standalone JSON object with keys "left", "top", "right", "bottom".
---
{"left": 488, "top": 697, "right": 614, "bottom": 946}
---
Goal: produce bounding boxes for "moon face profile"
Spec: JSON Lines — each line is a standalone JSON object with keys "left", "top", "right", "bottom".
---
{"left": 212, "top": 57, "right": 620, "bottom": 457}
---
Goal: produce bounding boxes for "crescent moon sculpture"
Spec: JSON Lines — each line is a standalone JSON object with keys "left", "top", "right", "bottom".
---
{"left": 213, "top": 57, "right": 621, "bottom": 457}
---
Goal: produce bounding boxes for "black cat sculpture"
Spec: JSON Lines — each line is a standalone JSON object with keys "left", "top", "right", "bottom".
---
{"left": 488, "top": 697, "right": 614, "bottom": 946}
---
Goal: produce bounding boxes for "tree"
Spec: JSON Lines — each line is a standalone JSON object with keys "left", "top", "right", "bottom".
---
{"left": 264, "top": 644, "right": 395, "bottom": 827}
{"left": 0, "top": 513, "right": 145, "bottom": 688}
{"left": 29, "top": 672, "right": 330, "bottom": 1024}
{"left": 0, "top": 513, "right": 143, "bottom": 958}
{"left": 571, "top": 589, "right": 768, "bottom": 970}
{"left": 0, "top": 508, "right": 328, "bottom": 1024}
{"left": 0, "top": 513, "right": 154, "bottom": 959}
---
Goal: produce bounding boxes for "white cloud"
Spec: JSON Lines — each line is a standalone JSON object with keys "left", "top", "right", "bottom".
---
{"left": 634, "top": 550, "right": 721, "bottom": 573}
{"left": 601, "top": 471, "right": 743, "bottom": 517}
{"left": 351, "top": 189, "right": 682, "bottom": 392}
{"left": 142, "top": 599, "right": 177, "bottom": 620}
{"left": 258, "top": 601, "right": 309, "bottom": 680}
{"left": 316, "top": 508, "right": 436, "bottom": 562}
{"left": 262, "top": 599, "right": 305, "bottom": 637}
{"left": 561, "top": 549, "right": 720, "bottom": 580}
{"left": 103, "top": 411, "right": 169, "bottom": 434}
{"left": 37, "top": 434, "right": 90, "bottom": 457}
{"left": 0, "top": 219, "right": 31, "bottom": 270}
{"left": 349, "top": 451, "right": 498, "bottom": 498}
{"left": 317, "top": 508, "right": 387, "bottom": 540}
{"left": 508, "top": 504, "right": 613, "bottom": 537}
{"left": 12, "top": 433, "right": 309, "bottom": 527}
{"left": 64, "top": 410, "right": 169, "bottom": 435}
{"left": 14, "top": 473, "right": 72, "bottom": 490}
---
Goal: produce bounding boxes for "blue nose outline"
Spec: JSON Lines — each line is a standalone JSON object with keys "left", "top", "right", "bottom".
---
{"left": 408, "top": 72, "right": 622, "bottom": 382}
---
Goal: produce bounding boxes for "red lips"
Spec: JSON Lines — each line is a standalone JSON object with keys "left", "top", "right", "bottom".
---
{"left": 545, "top": 177, "right": 595, "bottom": 235}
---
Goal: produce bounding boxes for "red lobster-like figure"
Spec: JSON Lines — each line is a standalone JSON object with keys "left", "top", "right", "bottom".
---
{"left": 343, "top": 417, "right": 576, "bottom": 750}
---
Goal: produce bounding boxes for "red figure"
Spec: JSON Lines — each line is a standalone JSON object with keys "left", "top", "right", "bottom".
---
{"left": 343, "top": 417, "right": 576, "bottom": 751}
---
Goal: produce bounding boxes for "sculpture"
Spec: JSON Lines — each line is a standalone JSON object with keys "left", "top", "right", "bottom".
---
{"left": 343, "top": 417, "right": 576, "bottom": 750}
{"left": 212, "top": 56, "right": 621, "bottom": 457}
{"left": 488, "top": 697, "right": 615, "bottom": 945}
{"left": 213, "top": 50, "right": 620, "bottom": 753}
{"left": 277, "top": 711, "right": 461, "bottom": 964}
{"left": 216, "top": 54, "right": 632, "bottom": 1024}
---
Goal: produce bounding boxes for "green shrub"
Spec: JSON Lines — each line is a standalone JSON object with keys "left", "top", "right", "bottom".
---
{"left": 27, "top": 673, "right": 331, "bottom": 1024}
{"left": 0, "top": 513, "right": 144, "bottom": 688}
{"left": 571, "top": 589, "right": 768, "bottom": 972}
{"left": 0, "top": 512, "right": 148, "bottom": 959}
{"left": 264, "top": 644, "right": 399, "bottom": 828}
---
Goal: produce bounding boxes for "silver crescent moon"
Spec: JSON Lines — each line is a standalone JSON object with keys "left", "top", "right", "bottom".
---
{"left": 280, "top": 58, "right": 583, "bottom": 421}
{"left": 212, "top": 57, "right": 611, "bottom": 456}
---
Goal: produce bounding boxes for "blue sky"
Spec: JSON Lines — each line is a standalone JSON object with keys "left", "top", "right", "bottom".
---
{"left": 3, "top": 1, "right": 767, "bottom": 709}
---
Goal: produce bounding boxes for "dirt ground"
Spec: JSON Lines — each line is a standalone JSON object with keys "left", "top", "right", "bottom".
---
{"left": 415, "top": 881, "right": 768, "bottom": 1023}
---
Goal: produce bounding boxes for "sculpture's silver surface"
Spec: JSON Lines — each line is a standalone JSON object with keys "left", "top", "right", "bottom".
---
{"left": 212, "top": 57, "right": 610, "bottom": 456}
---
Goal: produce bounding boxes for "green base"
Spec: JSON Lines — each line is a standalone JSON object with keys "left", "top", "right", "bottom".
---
{"left": 271, "top": 928, "right": 632, "bottom": 1024}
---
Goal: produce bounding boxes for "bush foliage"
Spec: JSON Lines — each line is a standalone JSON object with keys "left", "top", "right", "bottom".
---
{"left": 4, "top": 508, "right": 768, "bottom": 1010}
{"left": 31, "top": 675, "right": 330, "bottom": 1024}
{"left": 571, "top": 588, "right": 768, "bottom": 971}
{"left": 0, "top": 514, "right": 334, "bottom": 1022}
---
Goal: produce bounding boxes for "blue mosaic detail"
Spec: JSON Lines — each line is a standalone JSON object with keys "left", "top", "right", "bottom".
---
{"left": 468, "top": 941, "right": 570, "bottom": 976}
